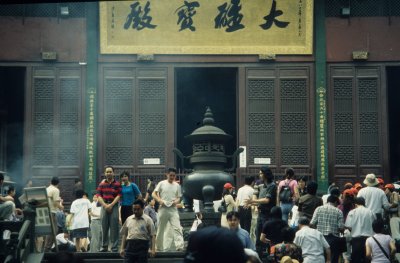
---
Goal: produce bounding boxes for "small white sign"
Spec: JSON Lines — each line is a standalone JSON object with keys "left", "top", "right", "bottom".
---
{"left": 254, "top": 158, "right": 271, "bottom": 164}
{"left": 143, "top": 158, "right": 160, "bottom": 165}
{"left": 239, "top": 146, "right": 247, "bottom": 168}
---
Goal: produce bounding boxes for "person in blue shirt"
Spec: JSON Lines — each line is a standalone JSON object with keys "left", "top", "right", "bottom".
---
{"left": 227, "top": 211, "right": 256, "bottom": 251}
{"left": 119, "top": 171, "right": 142, "bottom": 225}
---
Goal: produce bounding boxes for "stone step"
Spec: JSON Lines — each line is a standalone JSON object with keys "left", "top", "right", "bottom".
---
{"left": 41, "top": 251, "right": 185, "bottom": 263}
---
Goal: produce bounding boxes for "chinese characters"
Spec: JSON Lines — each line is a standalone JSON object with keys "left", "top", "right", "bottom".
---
{"left": 124, "top": 1, "right": 157, "bottom": 31}
{"left": 214, "top": 0, "right": 245, "bottom": 32}
{"left": 176, "top": 1, "right": 200, "bottom": 31}
{"left": 260, "top": 0, "right": 290, "bottom": 30}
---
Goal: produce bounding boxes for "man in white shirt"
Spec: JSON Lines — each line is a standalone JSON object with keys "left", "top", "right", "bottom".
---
{"left": 236, "top": 175, "right": 255, "bottom": 232}
{"left": 345, "top": 197, "right": 375, "bottom": 263}
{"left": 357, "top": 173, "right": 392, "bottom": 219}
{"left": 89, "top": 193, "right": 102, "bottom": 252}
{"left": 152, "top": 167, "right": 184, "bottom": 252}
{"left": 44, "top": 176, "right": 64, "bottom": 252}
{"left": 294, "top": 216, "right": 331, "bottom": 263}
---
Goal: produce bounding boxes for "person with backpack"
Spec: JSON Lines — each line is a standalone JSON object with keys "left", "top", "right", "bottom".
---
{"left": 277, "top": 168, "right": 298, "bottom": 222}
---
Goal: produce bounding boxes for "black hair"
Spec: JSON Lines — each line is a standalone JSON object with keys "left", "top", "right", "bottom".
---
{"left": 184, "top": 226, "right": 246, "bottom": 263}
{"left": 329, "top": 187, "right": 340, "bottom": 197}
{"left": 51, "top": 176, "right": 59, "bottom": 186}
{"left": 167, "top": 167, "right": 177, "bottom": 173}
{"left": 120, "top": 170, "right": 130, "bottom": 177}
{"left": 306, "top": 181, "right": 318, "bottom": 195}
{"left": 298, "top": 175, "right": 308, "bottom": 182}
{"left": 327, "top": 195, "right": 340, "bottom": 205}
{"left": 372, "top": 219, "right": 385, "bottom": 233}
{"left": 133, "top": 198, "right": 145, "bottom": 208}
{"left": 270, "top": 206, "right": 283, "bottom": 219}
{"left": 74, "top": 178, "right": 81, "bottom": 184}
{"left": 260, "top": 166, "right": 274, "bottom": 183}
{"left": 298, "top": 216, "right": 310, "bottom": 226}
{"left": 244, "top": 175, "right": 255, "bottom": 185}
{"left": 0, "top": 173, "right": 4, "bottom": 181}
{"left": 226, "top": 211, "right": 240, "bottom": 221}
{"left": 354, "top": 196, "right": 366, "bottom": 206}
{"left": 285, "top": 168, "right": 295, "bottom": 179}
{"left": 281, "top": 226, "right": 296, "bottom": 242}
{"left": 75, "top": 189, "right": 84, "bottom": 199}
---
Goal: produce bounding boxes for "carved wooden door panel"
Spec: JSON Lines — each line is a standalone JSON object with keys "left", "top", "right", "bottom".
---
{"left": 99, "top": 66, "right": 167, "bottom": 178}
{"left": 244, "top": 66, "right": 313, "bottom": 179}
{"left": 328, "top": 66, "right": 385, "bottom": 185}
{"left": 30, "top": 66, "right": 83, "bottom": 200}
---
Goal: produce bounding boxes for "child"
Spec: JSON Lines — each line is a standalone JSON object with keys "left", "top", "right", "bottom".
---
{"left": 69, "top": 189, "right": 91, "bottom": 252}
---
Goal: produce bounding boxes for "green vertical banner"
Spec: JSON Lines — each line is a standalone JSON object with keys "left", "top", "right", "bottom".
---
{"left": 84, "top": 2, "right": 99, "bottom": 195}
{"left": 85, "top": 89, "right": 97, "bottom": 193}
{"left": 315, "top": 0, "right": 328, "bottom": 192}
{"left": 316, "top": 86, "right": 328, "bottom": 191}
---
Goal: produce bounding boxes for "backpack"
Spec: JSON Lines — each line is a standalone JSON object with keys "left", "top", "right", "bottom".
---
{"left": 279, "top": 180, "right": 293, "bottom": 203}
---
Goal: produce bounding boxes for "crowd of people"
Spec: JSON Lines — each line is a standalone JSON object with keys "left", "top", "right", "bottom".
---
{"left": 1, "top": 167, "right": 400, "bottom": 263}
{"left": 219, "top": 167, "right": 399, "bottom": 263}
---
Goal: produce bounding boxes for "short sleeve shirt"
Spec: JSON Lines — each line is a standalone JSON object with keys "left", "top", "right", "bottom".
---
{"left": 96, "top": 179, "right": 122, "bottom": 204}
{"left": 70, "top": 198, "right": 91, "bottom": 229}
{"left": 47, "top": 184, "right": 61, "bottom": 213}
{"left": 120, "top": 213, "right": 156, "bottom": 241}
{"left": 154, "top": 180, "right": 182, "bottom": 205}
{"left": 258, "top": 182, "right": 277, "bottom": 214}
{"left": 121, "top": 183, "right": 141, "bottom": 206}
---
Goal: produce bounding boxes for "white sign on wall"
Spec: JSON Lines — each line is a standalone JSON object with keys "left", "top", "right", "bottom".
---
{"left": 143, "top": 158, "right": 160, "bottom": 165}
{"left": 254, "top": 158, "right": 271, "bottom": 165}
{"left": 239, "top": 146, "right": 247, "bottom": 168}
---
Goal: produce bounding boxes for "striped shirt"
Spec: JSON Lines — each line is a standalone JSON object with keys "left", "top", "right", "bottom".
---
{"left": 96, "top": 179, "right": 122, "bottom": 204}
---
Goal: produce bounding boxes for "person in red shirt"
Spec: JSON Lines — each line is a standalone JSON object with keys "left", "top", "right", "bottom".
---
{"left": 96, "top": 165, "right": 122, "bottom": 252}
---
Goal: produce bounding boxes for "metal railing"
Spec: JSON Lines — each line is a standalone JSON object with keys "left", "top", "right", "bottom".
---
{"left": 4, "top": 219, "right": 32, "bottom": 263}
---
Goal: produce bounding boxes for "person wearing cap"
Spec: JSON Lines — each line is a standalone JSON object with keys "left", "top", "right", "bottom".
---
{"left": 280, "top": 256, "right": 300, "bottom": 263}
{"left": 377, "top": 178, "right": 385, "bottom": 190}
{"left": 152, "top": 167, "right": 184, "bottom": 252}
{"left": 353, "top": 183, "right": 362, "bottom": 191}
{"left": 384, "top": 184, "right": 399, "bottom": 214}
{"left": 245, "top": 166, "right": 277, "bottom": 256}
{"left": 294, "top": 216, "right": 331, "bottom": 263}
{"left": 220, "top": 182, "right": 237, "bottom": 228}
{"left": 357, "top": 173, "right": 392, "bottom": 219}
{"left": 345, "top": 196, "right": 375, "bottom": 263}
{"left": 0, "top": 172, "right": 14, "bottom": 220}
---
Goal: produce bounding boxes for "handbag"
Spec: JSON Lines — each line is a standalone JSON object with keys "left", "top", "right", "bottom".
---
{"left": 218, "top": 197, "right": 227, "bottom": 213}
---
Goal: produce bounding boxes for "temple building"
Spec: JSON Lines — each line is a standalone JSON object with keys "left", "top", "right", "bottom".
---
{"left": 0, "top": 0, "right": 399, "bottom": 202}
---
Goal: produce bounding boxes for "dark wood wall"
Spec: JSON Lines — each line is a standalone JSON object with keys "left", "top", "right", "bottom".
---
{"left": 0, "top": 7, "right": 399, "bottom": 200}
{"left": 328, "top": 65, "right": 388, "bottom": 185}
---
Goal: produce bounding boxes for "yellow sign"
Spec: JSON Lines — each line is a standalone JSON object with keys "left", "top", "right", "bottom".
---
{"left": 100, "top": 0, "right": 313, "bottom": 55}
